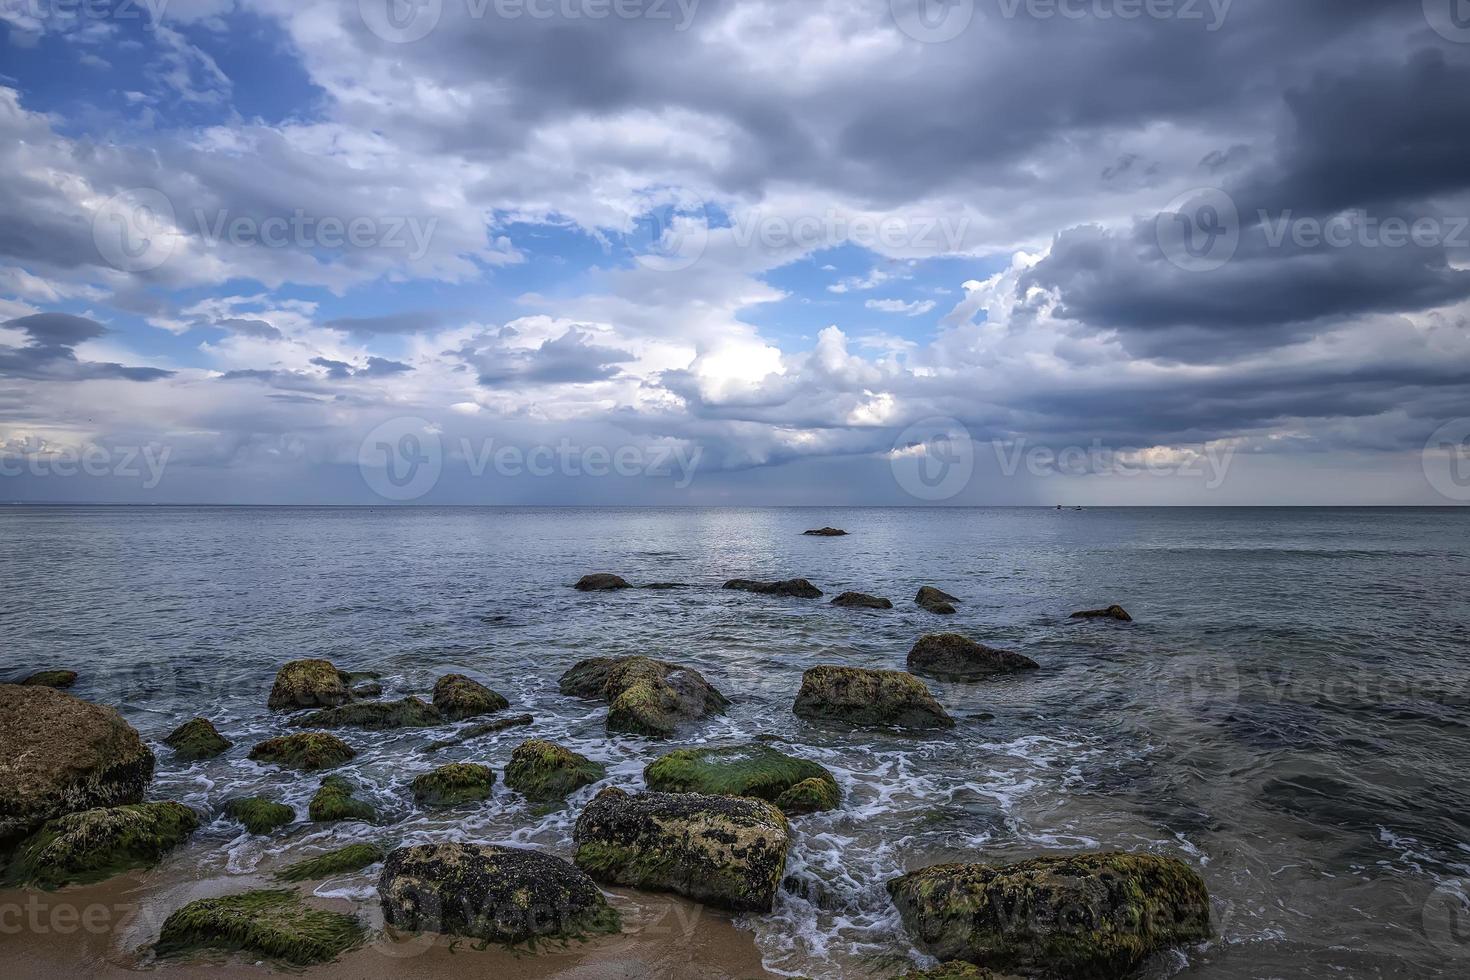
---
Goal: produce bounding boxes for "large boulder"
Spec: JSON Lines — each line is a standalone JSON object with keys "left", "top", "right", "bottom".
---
{"left": 293, "top": 697, "right": 443, "bottom": 730}
{"left": 410, "top": 763, "right": 495, "bottom": 807}
{"left": 831, "top": 592, "right": 893, "bottom": 609}
{"left": 793, "top": 667, "right": 954, "bottom": 730}
{"left": 644, "top": 743, "right": 840, "bottom": 815}
{"left": 558, "top": 656, "right": 729, "bottom": 737}
{"left": 156, "top": 889, "right": 365, "bottom": 966}
{"left": 379, "top": 842, "right": 620, "bottom": 943}
{"left": 907, "top": 634, "right": 1040, "bottom": 680}
{"left": 505, "top": 740, "right": 605, "bottom": 803}
{"left": 7, "top": 801, "right": 199, "bottom": 889}
{"left": 574, "top": 787, "right": 790, "bottom": 912}
{"left": 1071, "top": 605, "right": 1133, "bottom": 622}
{"left": 0, "top": 684, "right": 156, "bottom": 842}
{"left": 432, "top": 674, "right": 509, "bottom": 721}
{"left": 164, "top": 717, "right": 232, "bottom": 760}
{"left": 248, "top": 732, "right": 356, "bottom": 771}
{"left": 575, "top": 573, "right": 633, "bottom": 592}
{"left": 917, "top": 587, "right": 959, "bottom": 615}
{"left": 724, "top": 578, "right": 823, "bottom": 598}
{"left": 268, "top": 659, "right": 353, "bottom": 711}
{"left": 886, "top": 853, "right": 1211, "bottom": 979}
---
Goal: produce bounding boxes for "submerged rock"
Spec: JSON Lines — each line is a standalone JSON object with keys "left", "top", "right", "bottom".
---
{"left": 410, "top": 763, "right": 496, "bottom": 807}
{"left": 0, "top": 684, "right": 156, "bottom": 841}
{"left": 643, "top": 743, "right": 839, "bottom": 815}
{"left": 276, "top": 843, "right": 385, "bottom": 882}
{"left": 267, "top": 659, "right": 353, "bottom": 711}
{"left": 293, "top": 697, "right": 442, "bottom": 730}
{"left": 724, "top": 578, "right": 823, "bottom": 598}
{"left": 793, "top": 666, "right": 955, "bottom": 730}
{"left": 575, "top": 573, "right": 633, "bottom": 592}
{"left": 224, "top": 797, "right": 295, "bottom": 834}
{"left": 350, "top": 681, "right": 383, "bottom": 698}
{"left": 831, "top": 591, "right": 893, "bottom": 609}
{"left": 558, "top": 656, "right": 729, "bottom": 737}
{"left": 164, "top": 717, "right": 232, "bottom": 761}
{"left": 907, "top": 634, "right": 1040, "bottom": 680}
{"left": 803, "top": 527, "right": 848, "bottom": 536}
{"left": 432, "top": 674, "right": 509, "bottom": 721}
{"left": 505, "top": 740, "right": 605, "bottom": 803}
{"left": 20, "top": 670, "right": 77, "bottom": 688}
{"left": 574, "top": 787, "right": 791, "bottom": 912}
{"left": 421, "top": 713, "right": 535, "bottom": 753}
{"left": 1071, "top": 605, "right": 1133, "bottom": 622}
{"left": 379, "top": 842, "right": 620, "bottom": 944}
{"left": 156, "top": 888, "right": 365, "bottom": 966}
{"left": 642, "top": 582, "right": 689, "bottom": 590}
{"left": 309, "top": 775, "right": 376, "bottom": 823}
{"left": 6, "top": 801, "right": 199, "bottom": 889}
{"left": 886, "top": 852, "right": 1211, "bottom": 979}
{"left": 917, "top": 586, "right": 959, "bottom": 615}
{"left": 248, "top": 732, "right": 356, "bottom": 771}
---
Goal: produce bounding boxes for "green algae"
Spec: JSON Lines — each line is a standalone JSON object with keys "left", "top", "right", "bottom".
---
{"left": 644, "top": 743, "right": 839, "bottom": 814}
{"left": 275, "top": 843, "right": 385, "bottom": 882}
{"left": 309, "top": 776, "right": 376, "bottom": 823}
{"left": 504, "top": 740, "right": 605, "bottom": 803}
{"left": 7, "top": 802, "right": 199, "bottom": 889}
{"left": 248, "top": 732, "right": 356, "bottom": 771}
{"left": 410, "top": 763, "right": 495, "bottom": 807}
{"left": 223, "top": 797, "right": 295, "bottom": 835}
{"left": 155, "top": 888, "right": 365, "bottom": 966}
{"left": 164, "top": 718, "right": 232, "bottom": 760}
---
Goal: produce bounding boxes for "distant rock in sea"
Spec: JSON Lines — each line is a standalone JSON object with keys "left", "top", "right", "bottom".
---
{"left": 830, "top": 591, "right": 893, "bottom": 609}
{"left": 907, "top": 633, "right": 1039, "bottom": 680}
{"left": 803, "top": 527, "right": 848, "bottom": 536}
{"left": 724, "top": 578, "right": 823, "bottom": 598}
{"left": 575, "top": 573, "right": 632, "bottom": 591}
{"left": 916, "top": 586, "right": 959, "bottom": 615}
{"left": 1070, "top": 604, "right": 1133, "bottom": 622}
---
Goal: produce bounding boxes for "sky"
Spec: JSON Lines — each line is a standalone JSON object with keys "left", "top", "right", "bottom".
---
{"left": 1, "top": 0, "right": 1468, "bottom": 505}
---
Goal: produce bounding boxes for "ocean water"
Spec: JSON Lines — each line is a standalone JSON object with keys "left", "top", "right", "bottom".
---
{"left": 3, "top": 505, "right": 1469, "bottom": 977}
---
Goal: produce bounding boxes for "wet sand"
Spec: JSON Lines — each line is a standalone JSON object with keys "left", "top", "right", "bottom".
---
{"left": 0, "top": 872, "right": 781, "bottom": 980}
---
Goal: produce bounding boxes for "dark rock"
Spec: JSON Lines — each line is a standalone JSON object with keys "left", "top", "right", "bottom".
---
{"left": 164, "top": 717, "right": 232, "bottom": 760}
{"left": 248, "top": 732, "right": 356, "bottom": 771}
{"left": 224, "top": 797, "right": 295, "bottom": 834}
{"left": 6, "top": 801, "right": 199, "bottom": 888}
{"left": 644, "top": 743, "right": 839, "bottom": 815}
{"left": 505, "top": 740, "right": 605, "bottom": 803}
{"left": 276, "top": 843, "right": 385, "bottom": 883}
{"left": 917, "top": 586, "right": 959, "bottom": 615}
{"left": 293, "top": 697, "right": 442, "bottom": 730}
{"left": 724, "top": 578, "right": 823, "bottom": 598}
{"left": 268, "top": 659, "right": 353, "bottom": 711}
{"left": 575, "top": 574, "right": 632, "bottom": 592}
{"left": 432, "top": 674, "right": 508, "bottom": 721}
{"left": 574, "top": 787, "right": 790, "bottom": 912}
{"left": 887, "top": 852, "right": 1210, "bottom": 979}
{"left": 831, "top": 592, "right": 893, "bottom": 609}
{"left": 0, "top": 684, "right": 156, "bottom": 842}
{"left": 907, "top": 634, "right": 1040, "bottom": 680}
{"left": 410, "top": 763, "right": 495, "bottom": 807}
{"left": 1070, "top": 605, "right": 1133, "bottom": 622}
{"left": 350, "top": 681, "right": 383, "bottom": 698}
{"left": 309, "top": 775, "right": 375, "bottom": 823}
{"left": 420, "top": 713, "right": 535, "bottom": 753}
{"left": 20, "top": 670, "right": 77, "bottom": 688}
{"left": 379, "top": 842, "right": 620, "bottom": 943}
{"left": 156, "top": 889, "right": 365, "bottom": 966}
{"left": 803, "top": 527, "right": 848, "bottom": 536}
{"left": 558, "top": 656, "right": 729, "bottom": 737}
{"left": 793, "top": 666, "right": 954, "bottom": 730}
{"left": 642, "top": 582, "right": 689, "bottom": 590}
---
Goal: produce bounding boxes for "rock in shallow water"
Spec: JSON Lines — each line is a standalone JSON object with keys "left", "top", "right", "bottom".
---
{"left": 886, "top": 852, "right": 1211, "bottom": 979}
{"left": 643, "top": 743, "right": 839, "bottom": 815}
{"left": 831, "top": 591, "right": 893, "bottom": 609}
{"left": 248, "top": 732, "right": 356, "bottom": 771}
{"left": 224, "top": 797, "right": 295, "bottom": 834}
{"left": 411, "top": 763, "right": 495, "bottom": 807}
{"left": 573, "top": 787, "right": 790, "bottom": 912}
{"left": 267, "top": 659, "right": 353, "bottom": 711}
{"left": 917, "top": 586, "right": 959, "bottom": 615}
{"left": 803, "top": 527, "right": 848, "bottom": 536}
{"left": 309, "top": 775, "right": 376, "bottom": 823}
{"left": 379, "top": 842, "right": 620, "bottom": 943}
{"left": 575, "top": 573, "right": 633, "bottom": 592}
{"left": 275, "top": 843, "right": 385, "bottom": 882}
{"left": 20, "top": 670, "right": 77, "bottom": 688}
{"left": 156, "top": 888, "right": 365, "bottom": 966}
{"left": 6, "top": 801, "right": 199, "bottom": 888}
{"left": 1070, "top": 605, "right": 1133, "bottom": 622}
{"left": 793, "top": 666, "right": 955, "bottom": 730}
{"left": 432, "top": 674, "right": 509, "bottom": 721}
{"left": 559, "top": 656, "right": 729, "bottom": 737}
{"left": 164, "top": 717, "right": 232, "bottom": 760}
{"left": 724, "top": 578, "right": 824, "bottom": 598}
{"left": 907, "top": 633, "right": 1040, "bottom": 680}
{"left": 505, "top": 740, "right": 605, "bottom": 803}
{"left": 0, "top": 684, "right": 156, "bottom": 841}
{"left": 293, "top": 696, "right": 443, "bottom": 730}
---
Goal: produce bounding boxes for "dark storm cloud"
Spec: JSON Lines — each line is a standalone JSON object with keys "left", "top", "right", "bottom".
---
{"left": 470, "top": 327, "right": 635, "bottom": 387}
{"left": 0, "top": 313, "right": 173, "bottom": 382}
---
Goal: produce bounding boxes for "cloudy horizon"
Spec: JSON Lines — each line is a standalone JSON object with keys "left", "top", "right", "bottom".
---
{"left": 3, "top": 0, "right": 1469, "bottom": 505}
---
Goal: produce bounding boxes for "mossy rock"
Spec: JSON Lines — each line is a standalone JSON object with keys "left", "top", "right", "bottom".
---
{"left": 164, "top": 718, "right": 232, "bottom": 760}
{"left": 573, "top": 787, "right": 791, "bottom": 913}
{"left": 916, "top": 587, "right": 959, "bottom": 615}
{"left": 268, "top": 659, "right": 352, "bottom": 711}
{"left": 379, "top": 842, "right": 621, "bottom": 944}
{"left": 775, "top": 776, "right": 842, "bottom": 816}
{"left": 894, "top": 964, "right": 994, "bottom": 979}
{"left": 410, "top": 763, "right": 495, "bottom": 807}
{"left": 723, "top": 578, "right": 823, "bottom": 598}
{"left": 156, "top": 888, "right": 365, "bottom": 966}
{"left": 886, "top": 852, "right": 1211, "bottom": 979}
{"left": 644, "top": 743, "right": 838, "bottom": 815}
{"left": 559, "top": 656, "right": 729, "bottom": 738}
{"left": 276, "top": 843, "right": 385, "bottom": 882}
{"left": 575, "top": 573, "right": 633, "bottom": 591}
{"left": 293, "top": 696, "right": 443, "bottom": 730}
{"left": 431, "top": 674, "right": 509, "bottom": 721}
{"left": 907, "top": 634, "right": 1040, "bottom": 681}
{"left": 793, "top": 666, "right": 955, "bottom": 730}
{"left": 248, "top": 732, "right": 356, "bottom": 771}
{"left": 224, "top": 797, "right": 295, "bottom": 835}
{"left": 831, "top": 592, "right": 893, "bottom": 609}
{"left": 0, "top": 684, "right": 156, "bottom": 841}
{"left": 1070, "top": 605, "right": 1133, "bottom": 622}
{"left": 309, "top": 776, "right": 376, "bottom": 823}
{"left": 5, "top": 801, "right": 198, "bottom": 889}
{"left": 504, "top": 740, "right": 605, "bottom": 803}
{"left": 20, "top": 670, "right": 77, "bottom": 688}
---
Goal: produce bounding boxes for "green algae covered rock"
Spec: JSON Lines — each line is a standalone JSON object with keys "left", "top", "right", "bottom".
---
{"left": 0, "top": 684, "right": 156, "bottom": 842}
{"left": 20, "top": 670, "right": 78, "bottom": 688}
{"left": 907, "top": 634, "right": 1040, "bottom": 681}
{"left": 895, "top": 964, "right": 994, "bottom": 979}
{"left": 164, "top": 717, "right": 232, "bottom": 761}
{"left": 917, "top": 586, "right": 960, "bottom": 615}
{"left": 794, "top": 666, "right": 954, "bottom": 730}
{"left": 293, "top": 696, "right": 443, "bottom": 730}
{"left": 559, "top": 656, "right": 730, "bottom": 738}
{"left": 378, "top": 842, "right": 620, "bottom": 944}
{"left": 643, "top": 743, "right": 838, "bottom": 815}
{"left": 267, "top": 659, "right": 352, "bottom": 711}
{"left": 249, "top": 732, "right": 356, "bottom": 771}
{"left": 156, "top": 888, "right": 365, "bottom": 966}
{"left": 886, "top": 852, "right": 1211, "bottom": 979}
{"left": 309, "top": 776, "right": 376, "bottom": 823}
{"left": 224, "top": 797, "right": 295, "bottom": 835}
{"left": 6, "top": 801, "right": 198, "bottom": 888}
{"left": 276, "top": 843, "right": 385, "bottom": 882}
{"left": 505, "top": 740, "right": 605, "bottom": 803}
{"left": 431, "top": 674, "right": 509, "bottom": 721}
{"left": 775, "top": 776, "right": 842, "bottom": 816}
{"left": 410, "top": 763, "right": 495, "bottom": 807}
{"left": 574, "top": 787, "right": 790, "bottom": 912}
